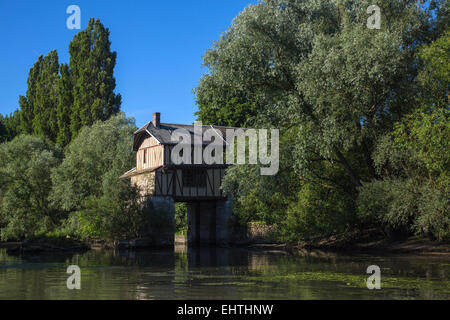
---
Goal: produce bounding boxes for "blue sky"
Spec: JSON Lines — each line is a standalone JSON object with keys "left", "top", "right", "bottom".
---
{"left": 0, "top": 0, "right": 257, "bottom": 127}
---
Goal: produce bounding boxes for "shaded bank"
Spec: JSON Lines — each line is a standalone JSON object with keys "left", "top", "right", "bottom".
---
{"left": 290, "top": 231, "right": 450, "bottom": 255}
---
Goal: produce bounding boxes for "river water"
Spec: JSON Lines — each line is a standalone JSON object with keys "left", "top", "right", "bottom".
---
{"left": 0, "top": 246, "right": 448, "bottom": 299}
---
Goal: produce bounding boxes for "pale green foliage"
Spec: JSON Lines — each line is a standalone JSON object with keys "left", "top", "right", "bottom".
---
{"left": 76, "top": 180, "right": 147, "bottom": 240}
{"left": 297, "top": 25, "right": 407, "bottom": 157}
{"left": 358, "top": 179, "right": 418, "bottom": 234}
{"left": 50, "top": 113, "right": 136, "bottom": 211}
{"left": 360, "top": 121, "right": 449, "bottom": 241}
{"left": 357, "top": 178, "right": 449, "bottom": 241}
{"left": 50, "top": 113, "right": 155, "bottom": 240}
{"left": 414, "top": 183, "right": 449, "bottom": 241}
{"left": 199, "top": 0, "right": 448, "bottom": 242}
{"left": 0, "top": 135, "right": 62, "bottom": 240}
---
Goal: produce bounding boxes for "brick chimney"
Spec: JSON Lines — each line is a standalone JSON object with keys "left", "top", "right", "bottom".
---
{"left": 152, "top": 112, "right": 160, "bottom": 128}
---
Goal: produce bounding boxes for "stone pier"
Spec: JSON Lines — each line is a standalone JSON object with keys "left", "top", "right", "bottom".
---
{"left": 186, "top": 200, "right": 233, "bottom": 246}
{"left": 149, "top": 196, "right": 175, "bottom": 246}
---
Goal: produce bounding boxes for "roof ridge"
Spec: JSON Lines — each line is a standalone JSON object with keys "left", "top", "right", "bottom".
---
{"left": 160, "top": 122, "right": 243, "bottom": 129}
{"left": 134, "top": 121, "right": 151, "bottom": 134}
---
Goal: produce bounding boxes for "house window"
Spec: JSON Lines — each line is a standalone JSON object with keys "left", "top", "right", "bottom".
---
{"left": 183, "top": 169, "right": 207, "bottom": 187}
{"left": 143, "top": 149, "right": 147, "bottom": 164}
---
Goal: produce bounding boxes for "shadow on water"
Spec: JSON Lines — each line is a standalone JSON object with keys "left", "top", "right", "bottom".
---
{"left": 0, "top": 246, "right": 449, "bottom": 299}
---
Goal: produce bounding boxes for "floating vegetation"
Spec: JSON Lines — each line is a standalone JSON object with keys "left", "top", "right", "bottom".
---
{"left": 241, "top": 271, "right": 450, "bottom": 292}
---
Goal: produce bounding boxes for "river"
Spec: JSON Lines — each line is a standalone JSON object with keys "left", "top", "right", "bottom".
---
{"left": 0, "top": 246, "right": 448, "bottom": 299}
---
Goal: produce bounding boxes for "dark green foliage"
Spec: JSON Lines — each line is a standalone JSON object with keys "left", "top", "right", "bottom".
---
{"left": 17, "top": 51, "right": 60, "bottom": 141}
{"left": 0, "top": 116, "right": 4, "bottom": 142}
{"left": 357, "top": 31, "right": 450, "bottom": 241}
{"left": 357, "top": 179, "right": 449, "bottom": 241}
{"left": 30, "top": 50, "right": 60, "bottom": 141}
{"left": 56, "top": 63, "right": 73, "bottom": 146}
{"left": 175, "top": 203, "right": 187, "bottom": 234}
{"left": 69, "top": 18, "right": 122, "bottom": 137}
{"left": 0, "top": 111, "right": 20, "bottom": 143}
{"left": 283, "top": 183, "right": 356, "bottom": 242}
{"left": 195, "top": 78, "right": 259, "bottom": 127}
{"left": 3, "top": 18, "right": 121, "bottom": 146}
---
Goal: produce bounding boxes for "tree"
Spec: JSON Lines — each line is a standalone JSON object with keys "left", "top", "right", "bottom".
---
{"left": 0, "top": 110, "right": 21, "bottom": 143}
{"left": 0, "top": 115, "right": 6, "bottom": 142}
{"left": 0, "top": 135, "right": 62, "bottom": 240}
{"left": 69, "top": 18, "right": 122, "bottom": 137}
{"left": 32, "top": 50, "right": 60, "bottom": 141}
{"left": 356, "top": 31, "right": 449, "bottom": 241}
{"left": 76, "top": 176, "right": 148, "bottom": 240}
{"left": 50, "top": 113, "right": 136, "bottom": 212}
{"left": 56, "top": 63, "right": 74, "bottom": 146}
{"left": 197, "top": 0, "right": 434, "bottom": 191}
{"left": 195, "top": 77, "right": 260, "bottom": 127}
{"left": 197, "top": 0, "right": 447, "bottom": 240}
{"left": 416, "top": 30, "right": 450, "bottom": 108}
{"left": 50, "top": 113, "right": 154, "bottom": 240}
{"left": 175, "top": 203, "right": 188, "bottom": 234}
{"left": 8, "top": 18, "right": 121, "bottom": 146}
{"left": 18, "top": 51, "right": 60, "bottom": 141}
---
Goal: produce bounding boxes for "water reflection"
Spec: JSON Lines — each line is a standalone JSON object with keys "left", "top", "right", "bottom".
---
{"left": 0, "top": 246, "right": 448, "bottom": 300}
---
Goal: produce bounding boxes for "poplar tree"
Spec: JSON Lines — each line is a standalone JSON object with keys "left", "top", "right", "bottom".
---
{"left": 69, "top": 18, "right": 121, "bottom": 137}
{"left": 56, "top": 63, "right": 73, "bottom": 146}
{"left": 18, "top": 51, "right": 60, "bottom": 141}
{"left": 31, "top": 50, "right": 60, "bottom": 141}
{"left": 0, "top": 115, "right": 6, "bottom": 142}
{"left": 0, "top": 111, "right": 21, "bottom": 143}
{"left": 19, "top": 57, "right": 41, "bottom": 135}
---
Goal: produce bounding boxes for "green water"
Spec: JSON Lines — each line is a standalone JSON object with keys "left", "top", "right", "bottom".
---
{"left": 0, "top": 246, "right": 449, "bottom": 299}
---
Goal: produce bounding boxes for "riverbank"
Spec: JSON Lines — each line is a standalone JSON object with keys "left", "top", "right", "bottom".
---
{"left": 0, "top": 236, "right": 89, "bottom": 254}
{"left": 289, "top": 230, "right": 450, "bottom": 255}
{"left": 2, "top": 229, "right": 449, "bottom": 256}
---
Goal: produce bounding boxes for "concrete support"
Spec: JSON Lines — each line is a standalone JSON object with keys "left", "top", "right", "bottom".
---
{"left": 187, "top": 200, "right": 233, "bottom": 246}
{"left": 199, "top": 202, "right": 216, "bottom": 245}
{"left": 150, "top": 196, "right": 175, "bottom": 246}
{"left": 187, "top": 203, "right": 198, "bottom": 245}
{"left": 215, "top": 199, "right": 233, "bottom": 246}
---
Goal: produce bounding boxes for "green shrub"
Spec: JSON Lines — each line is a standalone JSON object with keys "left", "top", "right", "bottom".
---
{"left": 357, "top": 179, "right": 417, "bottom": 238}
{"left": 76, "top": 180, "right": 147, "bottom": 241}
{"left": 414, "top": 183, "right": 450, "bottom": 241}
{"left": 0, "top": 135, "right": 62, "bottom": 240}
{"left": 357, "top": 179, "right": 449, "bottom": 241}
{"left": 175, "top": 203, "right": 187, "bottom": 234}
{"left": 282, "top": 183, "right": 356, "bottom": 242}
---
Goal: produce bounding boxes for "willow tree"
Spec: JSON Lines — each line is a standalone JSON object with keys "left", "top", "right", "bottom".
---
{"left": 0, "top": 135, "right": 62, "bottom": 240}
{"left": 199, "top": 0, "right": 447, "bottom": 238}
{"left": 199, "top": 0, "right": 443, "bottom": 189}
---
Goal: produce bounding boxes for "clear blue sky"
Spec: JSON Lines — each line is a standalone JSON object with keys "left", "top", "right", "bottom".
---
{"left": 0, "top": 0, "right": 257, "bottom": 127}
